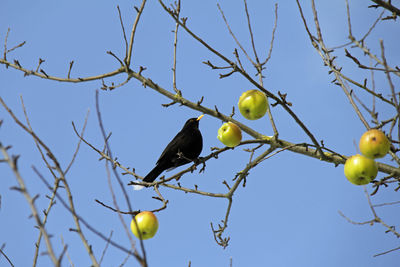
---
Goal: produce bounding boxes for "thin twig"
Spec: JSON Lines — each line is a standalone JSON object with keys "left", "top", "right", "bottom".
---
{"left": 0, "top": 246, "right": 15, "bottom": 267}
{"left": 211, "top": 198, "right": 232, "bottom": 248}
{"left": 95, "top": 199, "right": 137, "bottom": 215}
{"left": 345, "top": 0, "right": 353, "bottom": 38}
{"left": 3, "top": 28, "right": 10, "bottom": 60}
{"left": 380, "top": 40, "right": 400, "bottom": 142}
{"left": 172, "top": 0, "right": 181, "bottom": 95}
{"left": 374, "top": 246, "right": 400, "bottom": 257}
{"left": 152, "top": 185, "right": 169, "bottom": 212}
{"left": 67, "top": 60, "right": 74, "bottom": 79}
{"left": 243, "top": 0, "right": 260, "bottom": 64}
{"left": 360, "top": 11, "right": 384, "bottom": 42}
{"left": 125, "top": 0, "right": 147, "bottom": 67}
{"left": 65, "top": 110, "right": 90, "bottom": 174}
{"left": 338, "top": 210, "right": 375, "bottom": 225}
{"left": 373, "top": 200, "right": 400, "bottom": 208}
{"left": 262, "top": 3, "right": 278, "bottom": 66}
{"left": 60, "top": 236, "right": 74, "bottom": 267}
{"left": 99, "top": 231, "right": 113, "bottom": 266}
{"left": 117, "top": 6, "right": 129, "bottom": 63}
{"left": 217, "top": 3, "right": 254, "bottom": 65}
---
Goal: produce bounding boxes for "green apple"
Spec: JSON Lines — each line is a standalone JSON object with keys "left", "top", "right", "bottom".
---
{"left": 217, "top": 122, "right": 242, "bottom": 147}
{"left": 359, "top": 129, "right": 390, "bottom": 159}
{"left": 130, "top": 211, "right": 159, "bottom": 240}
{"left": 238, "top": 90, "right": 268, "bottom": 120}
{"left": 344, "top": 154, "right": 378, "bottom": 185}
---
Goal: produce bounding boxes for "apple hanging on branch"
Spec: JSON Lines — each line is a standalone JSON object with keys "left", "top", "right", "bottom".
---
{"left": 217, "top": 122, "right": 242, "bottom": 147}
{"left": 238, "top": 90, "right": 268, "bottom": 120}
{"left": 344, "top": 154, "right": 378, "bottom": 185}
{"left": 130, "top": 211, "right": 159, "bottom": 240}
{"left": 359, "top": 129, "right": 390, "bottom": 159}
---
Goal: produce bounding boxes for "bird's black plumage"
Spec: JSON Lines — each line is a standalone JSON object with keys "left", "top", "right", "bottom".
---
{"left": 143, "top": 115, "right": 204, "bottom": 184}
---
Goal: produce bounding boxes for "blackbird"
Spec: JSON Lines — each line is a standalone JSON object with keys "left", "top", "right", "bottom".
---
{"left": 140, "top": 114, "right": 204, "bottom": 186}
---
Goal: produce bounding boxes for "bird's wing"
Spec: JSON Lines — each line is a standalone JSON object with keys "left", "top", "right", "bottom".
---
{"left": 156, "top": 130, "right": 186, "bottom": 164}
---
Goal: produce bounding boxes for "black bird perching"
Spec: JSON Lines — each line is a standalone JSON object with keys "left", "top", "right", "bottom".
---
{"left": 135, "top": 114, "right": 204, "bottom": 189}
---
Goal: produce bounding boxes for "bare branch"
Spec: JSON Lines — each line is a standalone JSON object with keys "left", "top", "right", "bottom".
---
{"left": 99, "top": 231, "right": 113, "bottom": 265}
{"left": 32, "top": 165, "right": 138, "bottom": 257}
{"left": 117, "top": 6, "right": 129, "bottom": 62}
{"left": 125, "top": 0, "right": 147, "bottom": 67}
{"left": 172, "top": 0, "right": 182, "bottom": 95}
{"left": 243, "top": 0, "right": 259, "bottom": 64}
{"left": 1, "top": 96, "right": 99, "bottom": 266}
{"left": 65, "top": 110, "right": 90, "bottom": 174}
{"left": 370, "top": 0, "right": 400, "bottom": 17}
{"left": 374, "top": 246, "right": 400, "bottom": 257}
{"left": 0, "top": 145, "right": 58, "bottom": 266}
{"left": 0, "top": 245, "right": 15, "bottom": 267}
{"left": 0, "top": 58, "right": 124, "bottom": 82}
{"left": 262, "top": 3, "right": 278, "bottom": 66}
{"left": 217, "top": 3, "right": 254, "bottom": 65}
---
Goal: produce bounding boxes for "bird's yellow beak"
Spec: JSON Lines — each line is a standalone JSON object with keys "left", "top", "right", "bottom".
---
{"left": 197, "top": 114, "right": 204, "bottom": 121}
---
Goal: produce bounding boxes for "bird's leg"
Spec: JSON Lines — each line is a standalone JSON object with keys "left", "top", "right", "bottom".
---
{"left": 196, "top": 157, "right": 207, "bottom": 173}
{"left": 189, "top": 164, "right": 198, "bottom": 173}
{"left": 176, "top": 151, "right": 204, "bottom": 173}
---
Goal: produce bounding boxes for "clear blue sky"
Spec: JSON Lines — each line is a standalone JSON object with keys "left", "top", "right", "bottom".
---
{"left": 1, "top": 0, "right": 399, "bottom": 266}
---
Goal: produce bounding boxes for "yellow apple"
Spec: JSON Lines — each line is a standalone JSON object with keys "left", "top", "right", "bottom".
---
{"left": 217, "top": 122, "right": 242, "bottom": 147}
{"left": 238, "top": 90, "right": 268, "bottom": 120}
{"left": 359, "top": 129, "right": 390, "bottom": 159}
{"left": 344, "top": 154, "right": 378, "bottom": 185}
{"left": 130, "top": 211, "right": 159, "bottom": 240}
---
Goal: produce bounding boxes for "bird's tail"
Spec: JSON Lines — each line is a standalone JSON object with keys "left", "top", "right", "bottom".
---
{"left": 143, "top": 164, "right": 165, "bottom": 183}
{"left": 133, "top": 164, "right": 165, "bottom": 191}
